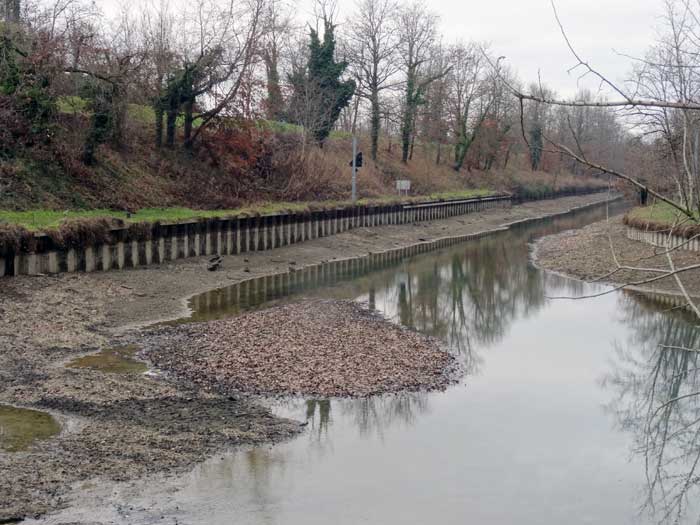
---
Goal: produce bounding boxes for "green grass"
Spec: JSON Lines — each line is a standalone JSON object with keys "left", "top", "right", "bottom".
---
{"left": 56, "top": 95, "right": 89, "bottom": 114}
{"left": 255, "top": 120, "right": 353, "bottom": 139}
{"left": 258, "top": 120, "right": 303, "bottom": 134}
{"left": 626, "top": 202, "right": 699, "bottom": 226}
{"left": 0, "top": 208, "right": 240, "bottom": 231}
{"left": 0, "top": 189, "right": 498, "bottom": 232}
{"left": 56, "top": 97, "right": 203, "bottom": 128}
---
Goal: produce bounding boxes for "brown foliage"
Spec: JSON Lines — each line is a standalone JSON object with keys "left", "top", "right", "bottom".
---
{"left": 0, "top": 224, "right": 34, "bottom": 256}
{"left": 623, "top": 214, "right": 700, "bottom": 240}
{"left": 47, "top": 217, "right": 123, "bottom": 249}
{"left": 147, "top": 300, "right": 457, "bottom": 397}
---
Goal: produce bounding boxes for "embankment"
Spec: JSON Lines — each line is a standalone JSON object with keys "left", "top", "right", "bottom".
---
{"left": 533, "top": 214, "right": 700, "bottom": 300}
{"left": 0, "top": 192, "right": 616, "bottom": 522}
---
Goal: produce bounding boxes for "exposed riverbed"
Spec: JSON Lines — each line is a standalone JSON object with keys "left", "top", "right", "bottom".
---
{"left": 6, "top": 193, "right": 687, "bottom": 524}
{"left": 534, "top": 214, "right": 700, "bottom": 298}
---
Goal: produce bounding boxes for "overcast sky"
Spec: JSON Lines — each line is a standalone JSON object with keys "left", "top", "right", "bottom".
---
{"left": 97, "top": 0, "right": 665, "bottom": 98}
{"left": 439, "top": 0, "right": 662, "bottom": 96}
{"left": 306, "top": 0, "right": 663, "bottom": 97}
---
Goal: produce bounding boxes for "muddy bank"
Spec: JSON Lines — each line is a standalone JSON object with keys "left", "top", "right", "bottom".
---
{"left": 0, "top": 192, "right": 615, "bottom": 522}
{"left": 146, "top": 300, "right": 457, "bottom": 398}
{"left": 0, "top": 372, "right": 300, "bottom": 521}
{"left": 533, "top": 216, "right": 700, "bottom": 298}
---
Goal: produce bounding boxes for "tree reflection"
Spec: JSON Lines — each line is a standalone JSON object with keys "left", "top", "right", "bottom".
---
{"left": 370, "top": 220, "right": 587, "bottom": 375}
{"left": 270, "top": 206, "right": 614, "bottom": 443}
{"left": 305, "top": 399, "right": 332, "bottom": 441}
{"left": 337, "top": 392, "right": 429, "bottom": 439}
{"left": 605, "top": 292, "right": 700, "bottom": 524}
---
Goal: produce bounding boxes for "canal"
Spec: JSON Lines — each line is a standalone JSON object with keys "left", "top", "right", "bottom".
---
{"left": 32, "top": 200, "right": 700, "bottom": 524}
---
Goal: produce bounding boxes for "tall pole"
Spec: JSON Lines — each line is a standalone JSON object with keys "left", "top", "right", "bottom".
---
{"left": 351, "top": 135, "right": 357, "bottom": 203}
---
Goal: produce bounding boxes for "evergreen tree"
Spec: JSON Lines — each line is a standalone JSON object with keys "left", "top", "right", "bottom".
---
{"left": 529, "top": 124, "right": 543, "bottom": 171}
{"left": 288, "top": 19, "right": 355, "bottom": 146}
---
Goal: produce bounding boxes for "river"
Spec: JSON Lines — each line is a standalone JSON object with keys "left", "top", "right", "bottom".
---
{"left": 32, "top": 200, "right": 700, "bottom": 525}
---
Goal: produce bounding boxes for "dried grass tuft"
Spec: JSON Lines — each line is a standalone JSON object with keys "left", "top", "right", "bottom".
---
{"left": 0, "top": 224, "right": 35, "bottom": 256}
{"left": 623, "top": 214, "right": 700, "bottom": 240}
{"left": 48, "top": 217, "right": 124, "bottom": 249}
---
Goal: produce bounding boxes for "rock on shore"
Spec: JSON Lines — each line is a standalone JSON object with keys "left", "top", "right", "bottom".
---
{"left": 146, "top": 300, "right": 457, "bottom": 397}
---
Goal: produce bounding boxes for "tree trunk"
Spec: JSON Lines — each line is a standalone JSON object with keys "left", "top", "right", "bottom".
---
{"left": 370, "top": 89, "right": 380, "bottom": 161}
{"left": 264, "top": 52, "right": 284, "bottom": 120}
{"left": 401, "top": 107, "right": 412, "bottom": 163}
{"left": 409, "top": 130, "right": 416, "bottom": 161}
{"left": 401, "top": 75, "right": 415, "bottom": 163}
{"left": 4, "top": 0, "right": 20, "bottom": 22}
{"left": 154, "top": 104, "right": 164, "bottom": 148}
{"left": 453, "top": 118, "right": 468, "bottom": 171}
{"left": 183, "top": 97, "right": 194, "bottom": 149}
{"left": 503, "top": 144, "right": 512, "bottom": 169}
{"left": 166, "top": 104, "right": 177, "bottom": 148}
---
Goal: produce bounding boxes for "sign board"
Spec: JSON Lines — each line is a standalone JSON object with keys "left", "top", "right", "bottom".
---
{"left": 396, "top": 180, "right": 411, "bottom": 195}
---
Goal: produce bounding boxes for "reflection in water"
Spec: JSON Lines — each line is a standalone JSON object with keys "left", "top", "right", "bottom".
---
{"left": 184, "top": 207, "right": 607, "bottom": 444}
{"left": 283, "top": 393, "right": 430, "bottom": 444}
{"left": 605, "top": 292, "right": 700, "bottom": 523}
{"left": 187, "top": 206, "right": 599, "bottom": 379}
{"left": 338, "top": 393, "right": 429, "bottom": 438}
{"left": 181, "top": 207, "right": 613, "bottom": 445}
{"left": 369, "top": 228, "right": 585, "bottom": 374}
{"left": 45, "top": 200, "right": 700, "bottom": 525}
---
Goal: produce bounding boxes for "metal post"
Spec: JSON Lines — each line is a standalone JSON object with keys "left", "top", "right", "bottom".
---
{"left": 351, "top": 135, "right": 357, "bottom": 203}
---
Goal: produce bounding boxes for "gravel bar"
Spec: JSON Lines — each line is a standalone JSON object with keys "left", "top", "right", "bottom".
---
{"left": 146, "top": 300, "right": 458, "bottom": 397}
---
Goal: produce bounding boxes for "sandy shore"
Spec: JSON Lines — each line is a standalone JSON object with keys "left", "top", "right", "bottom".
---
{"left": 0, "top": 192, "right": 614, "bottom": 521}
{"left": 533, "top": 215, "right": 700, "bottom": 299}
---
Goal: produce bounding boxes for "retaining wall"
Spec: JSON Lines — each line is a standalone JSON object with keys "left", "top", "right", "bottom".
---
{"left": 2, "top": 195, "right": 513, "bottom": 277}
{"left": 189, "top": 191, "right": 618, "bottom": 320}
{"left": 189, "top": 228, "right": 507, "bottom": 320}
{"left": 626, "top": 227, "right": 700, "bottom": 253}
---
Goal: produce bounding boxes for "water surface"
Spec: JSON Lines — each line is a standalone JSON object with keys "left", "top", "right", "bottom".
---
{"left": 0, "top": 405, "right": 60, "bottom": 452}
{"left": 33, "top": 201, "right": 700, "bottom": 524}
{"left": 66, "top": 345, "right": 147, "bottom": 374}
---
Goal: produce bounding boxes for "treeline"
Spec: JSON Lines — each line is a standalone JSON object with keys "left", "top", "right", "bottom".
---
{"left": 0, "top": 0, "right": 626, "bottom": 178}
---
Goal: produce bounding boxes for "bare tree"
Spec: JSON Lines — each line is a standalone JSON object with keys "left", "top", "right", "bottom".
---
{"left": 396, "top": 1, "right": 448, "bottom": 163}
{"left": 261, "top": 0, "right": 292, "bottom": 121}
{"left": 489, "top": 1, "right": 700, "bottom": 220}
{"left": 159, "top": 0, "right": 265, "bottom": 149}
{"left": 141, "top": 0, "right": 175, "bottom": 148}
{"left": 447, "top": 42, "right": 488, "bottom": 171}
{"left": 2, "top": 0, "right": 20, "bottom": 23}
{"left": 346, "top": 0, "right": 400, "bottom": 161}
{"left": 419, "top": 42, "right": 449, "bottom": 164}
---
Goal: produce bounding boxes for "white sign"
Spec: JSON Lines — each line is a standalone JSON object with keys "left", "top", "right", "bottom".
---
{"left": 396, "top": 180, "right": 411, "bottom": 193}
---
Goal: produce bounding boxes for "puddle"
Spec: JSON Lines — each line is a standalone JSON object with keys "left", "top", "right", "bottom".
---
{"left": 0, "top": 405, "right": 61, "bottom": 452}
{"left": 66, "top": 345, "right": 148, "bottom": 374}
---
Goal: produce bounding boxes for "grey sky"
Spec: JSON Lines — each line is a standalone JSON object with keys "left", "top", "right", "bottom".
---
{"left": 331, "top": 0, "right": 663, "bottom": 98}
{"left": 437, "top": 0, "right": 662, "bottom": 97}
{"left": 97, "top": 0, "right": 665, "bottom": 98}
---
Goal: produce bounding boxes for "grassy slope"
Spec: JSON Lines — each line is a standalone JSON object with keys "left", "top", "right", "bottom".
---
{"left": 0, "top": 189, "right": 494, "bottom": 232}
{"left": 1, "top": 98, "right": 606, "bottom": 230}
{"left": 623, "top": 202, "right": 700, "bottom": 241}
{"left": 626, "top": 202, "right": 698, "bottom": 225}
